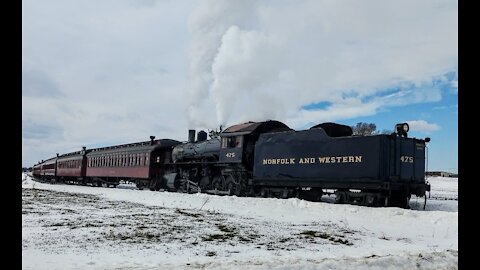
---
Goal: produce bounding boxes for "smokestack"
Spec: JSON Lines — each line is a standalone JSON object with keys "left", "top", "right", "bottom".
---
{"left": 150, "top": 136, "right": 155, "bottom": 145}
{"left": 56, "top": 153, "right": 59, "bottom": 157}
{"left": 188, "top": 129, "right": 196, "bottom": 143}
{"left": 82, "top": 146, "right": 86, "bottom": 151}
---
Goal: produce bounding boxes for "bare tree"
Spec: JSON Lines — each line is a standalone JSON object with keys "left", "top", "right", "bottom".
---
{"left": 352, "top": 122, "right": 377, "bottom": 136}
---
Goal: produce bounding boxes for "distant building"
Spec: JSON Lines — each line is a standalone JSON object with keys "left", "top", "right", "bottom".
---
{"left": 426, "top": 171, "right": 457, "bottom": 177}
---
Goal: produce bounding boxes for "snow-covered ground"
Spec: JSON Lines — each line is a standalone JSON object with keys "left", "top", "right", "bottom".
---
{"left": 22, "top": 174, "right": 458, "bottom": 269}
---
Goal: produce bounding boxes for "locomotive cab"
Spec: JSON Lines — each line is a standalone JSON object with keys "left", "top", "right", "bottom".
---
{"left": 219, "top": 120, "right": 292, "bottom": 167}
{"left": 219, "top": 134, "right": 244, "bottom": 163}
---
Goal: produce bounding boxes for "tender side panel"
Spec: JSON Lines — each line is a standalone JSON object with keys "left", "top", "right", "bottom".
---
{"left": 253, "top": 129, "right": 383, "bottom": 185}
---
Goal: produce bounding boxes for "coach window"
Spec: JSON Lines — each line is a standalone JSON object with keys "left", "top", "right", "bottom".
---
{"left": 145, "top": 154, "right": 149, "bottom": 165}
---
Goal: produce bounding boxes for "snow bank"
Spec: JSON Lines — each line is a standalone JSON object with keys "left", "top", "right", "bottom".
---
{"left": 22, "top": 174, "right": 458, "bottom": 269}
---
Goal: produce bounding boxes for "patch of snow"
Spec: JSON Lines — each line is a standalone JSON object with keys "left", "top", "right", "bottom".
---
{"left": 22, "top": 174, "right": 457, "bottom": 269}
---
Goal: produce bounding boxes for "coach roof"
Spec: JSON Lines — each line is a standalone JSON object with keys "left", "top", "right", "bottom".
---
{"left": 87, "top": 139, "right": 180, "bottom": 156}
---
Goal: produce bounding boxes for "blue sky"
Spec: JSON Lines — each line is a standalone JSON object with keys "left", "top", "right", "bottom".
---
{"left": 338, "top": 82, "right": 457, "bottom": 173}
{"left": 22, "top": 0, "right": 457, "bottom": 173}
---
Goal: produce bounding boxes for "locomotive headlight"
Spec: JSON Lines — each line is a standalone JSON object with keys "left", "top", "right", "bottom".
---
{"left": 402, "top": 123, "right": 409, "bottom": 132}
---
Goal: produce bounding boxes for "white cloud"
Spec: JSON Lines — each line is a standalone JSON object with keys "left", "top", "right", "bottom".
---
{"left": 187, "top": 0, "right": 458, "bottom": 127}
{"left": 406, "top": 120, "right": 440, "bottom": 133}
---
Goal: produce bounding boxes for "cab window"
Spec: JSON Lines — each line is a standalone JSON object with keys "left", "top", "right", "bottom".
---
{"left": 222, "top": 136, "right": 243, "bottom": 148}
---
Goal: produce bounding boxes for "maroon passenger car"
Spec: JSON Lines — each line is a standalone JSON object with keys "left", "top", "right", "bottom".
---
{"left": 56, "top": 147, "right": 88, "bottom": 183}
{"left": 40, "top": 157, "right": 57, "bottom": 182}
{"left": 85, "top": 138, "right": 180, "bottom": 189}
{"left": 32, "top": 162, "right": 42, "bottom": 178}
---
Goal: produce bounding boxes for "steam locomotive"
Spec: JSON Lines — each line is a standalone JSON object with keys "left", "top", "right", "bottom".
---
{"left": 32, "top": 120, "right": 431, "bottom": 208}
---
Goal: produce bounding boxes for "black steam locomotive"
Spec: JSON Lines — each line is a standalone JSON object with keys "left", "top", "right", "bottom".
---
{"left": 32, "top": 120, "right": 430, "bottom": 208}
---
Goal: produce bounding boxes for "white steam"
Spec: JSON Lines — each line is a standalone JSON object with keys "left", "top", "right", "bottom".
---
{"left": 187, "top": 0, "right": 457, "bottom": 129}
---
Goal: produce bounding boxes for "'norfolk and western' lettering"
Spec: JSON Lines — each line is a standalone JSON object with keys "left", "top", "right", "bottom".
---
{"left": 262, "top": 155, "right": 363, "bottom": 165}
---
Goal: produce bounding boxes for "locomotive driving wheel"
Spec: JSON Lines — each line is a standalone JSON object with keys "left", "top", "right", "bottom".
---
{"left": 211, "top": 175, "right": 225, "bottom": 193}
